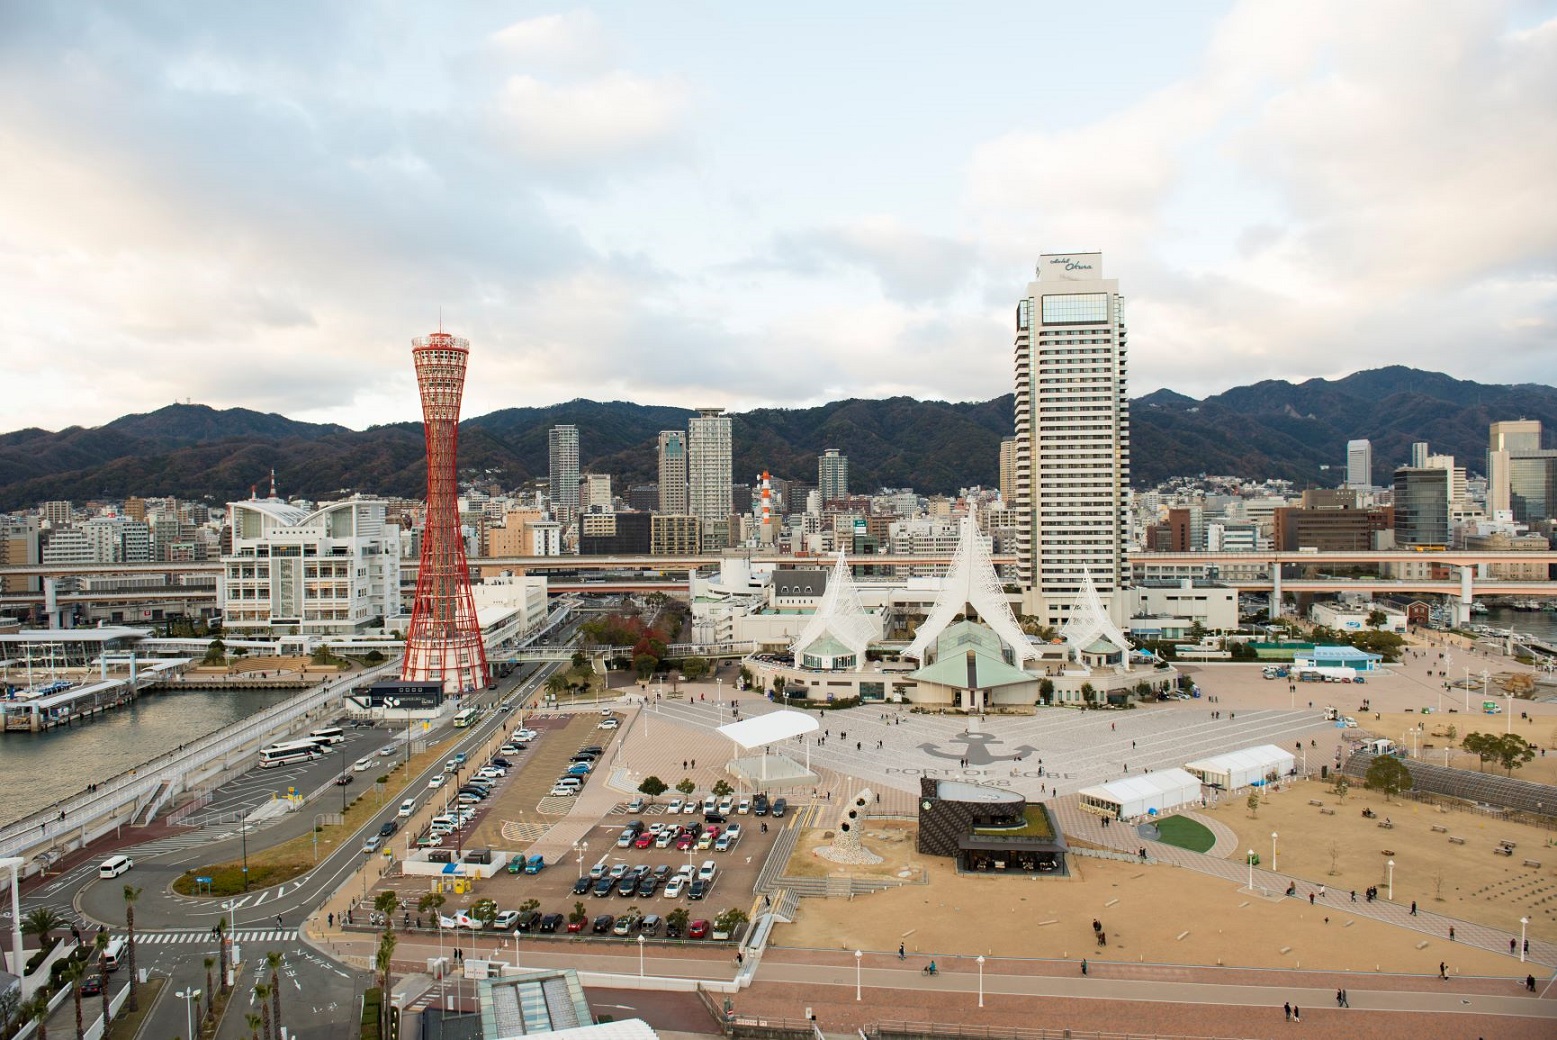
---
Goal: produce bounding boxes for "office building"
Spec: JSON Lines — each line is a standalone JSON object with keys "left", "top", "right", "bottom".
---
{"left": 1488, "top": 420, "right": 1555, "bottom": 526}
{"left": 687, "top": 408, "right": 732, "bottom": 551}
{"left": 1346, "top": 439, "right": 1372, "bottom": 489}
{"left": 998, "top": 437, "right": 1017, "bottom": 504}
{"left": 1393, "top": 467, "right": 1451, "bottom": 547}
{"left": 1273, "top": 491, "right": 1394, "bottom": 551}
{"left": 0, "top": 517, "right": 40, "bottom": 594}
{"left": 818, "top": 449, "right": 849, "bottom": 504}
{"left": 657, "top": 430, "right": 687, "bottom": 515}
{"left": 580, "top": 512, "right": 652, "bottom": 555}
{"left": 627, "top": 483, "right": 659, "bottom": 513}
{"left": 1410, "top": 441, "right": 1429, "bottom": 468}
{"left": 222, "top": 496, "right": 401, "bottom": 634}
{"left": 650, "top": 514, "right": 702, "bottom": 555}
{"left": 582, "top": 473, "right": 612, "bottom": 512}
{"left": 40, "top": 501, "right": 73, "bottom": 528}
{"left": 1011, "top": 253, "right": 1130, "bottom": 626}
{"left": 548, "top": 425, "right": 580, "bottom": 520}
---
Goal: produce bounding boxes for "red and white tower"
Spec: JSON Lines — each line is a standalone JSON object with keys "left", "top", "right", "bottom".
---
{"left": 402, "top": 330, "right": 488, "bottom": 693}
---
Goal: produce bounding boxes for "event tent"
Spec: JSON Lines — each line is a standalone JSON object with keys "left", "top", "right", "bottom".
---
{"left": 1075, "top": 768, "right": 1202, "bottom": 820}
{"left": 1183, "top": 744, "right": 1296, "bottom": 789}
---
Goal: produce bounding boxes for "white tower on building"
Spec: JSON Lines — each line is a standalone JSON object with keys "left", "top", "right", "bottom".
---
{"left": 1346, "top": 439, "right": 1373, "bottom": 489}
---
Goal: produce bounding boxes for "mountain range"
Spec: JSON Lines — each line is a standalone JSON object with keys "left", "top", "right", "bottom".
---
{"left": 0, "top": 366, "right": 1552, "bottom": 510}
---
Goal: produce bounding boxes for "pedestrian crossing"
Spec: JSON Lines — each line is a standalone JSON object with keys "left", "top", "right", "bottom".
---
{"left": 133, "top": 830, "right": 236, "bottom": 855}
{"left": 136, "top": 929, "right": 298, "bottom": 945}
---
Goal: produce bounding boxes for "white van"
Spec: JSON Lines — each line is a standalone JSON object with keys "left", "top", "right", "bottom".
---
{"left": 98, "top": 855, "right": 134, "bottom": 879}
{"left": 100, "top": 938, "right": 127, "bottom": 971}
{"left": 397, "top": 798, "right": 417, "bottom": 818}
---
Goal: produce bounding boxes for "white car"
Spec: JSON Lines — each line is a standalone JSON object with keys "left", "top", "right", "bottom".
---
{"left": 664, "top": 875, "right": 687, "bottom": 898}
{"left": 476, "top": 766, "right": 505, "bottom": 780}
{"left": 499, "top": 744, "right": 522, "bottom": 755}
{"left": 427, "top": 774, "right": 446, "bottom": 790}
{"left": 353, "top": 757, "right": 375, "bottom": 772}
{"left": 598, "top": 718, "right": 619, "bottom": 730}
{"left": 681, "top": 799, "right": 698, "bottom": 815}
{"left": 697, "top": 860, "right": 717, "bottom": 882}
{"left": 378, "top": 744, "right": 397, "bottom": 756}
{"left": 654, "top": 830, "right": 674, "bottom": 849}
{"left": 736, "top": 797, "right": 750, "bottom": 814}
{"left": 514, "top": 729, "right": 538, "bottom": 741}
{"left": 666, "top": 797, "right": 683, "bottom": 814}
{"left": 549, "top": 785, "right": 577, "bottom": 797}
{"left": 717, "top": 798, "right": 734, "bottom": 815}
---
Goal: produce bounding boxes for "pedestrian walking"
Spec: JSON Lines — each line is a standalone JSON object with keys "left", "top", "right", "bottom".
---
{"left": 1309, "top": 892, "right": 1315, "bottom": 905}
{"left": 277, "top": 915, "right": 283, "bottom": 928}
{"left": 1449, "top": 926, "right": 1455, "bottom": 941}
{"left": 1292, "top": 1006, "right": 1300, "bottom": 1023}
{"left": 1439, "top": 961, "right": 1447, "bottom": 980}
{"left": 1511, "top": 938, "right": 1517, "bottom": 954}
{"left": 1528, "top": 974, "right": 1537, "bottom": 992}
{"left": 1283, "top": 1002, "right": 1291, "bottom": 1021}
{"left": 328, "top": 912, "right": 334, "bottom": 928}
{"left": 1080, "top": 958, "right": 1087, "bottom": 976}
{"left": 1410, "top": 900, "right": 1417, "bottom": 915}
{"left": 898, "top": 943, "right": 905, "bottom": 960}
{"left": 1335, "top": 988, "right": 1344, "bottom": 1008}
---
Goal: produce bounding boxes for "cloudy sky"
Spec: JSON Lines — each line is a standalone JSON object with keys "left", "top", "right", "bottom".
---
{"left": 2, "top": 1, "right": 1553, "bottom": 432}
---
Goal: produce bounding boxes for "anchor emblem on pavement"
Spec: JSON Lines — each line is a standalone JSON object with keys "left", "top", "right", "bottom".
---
{"left": 917, "top": 732, "right": 1037, "bottom": 766}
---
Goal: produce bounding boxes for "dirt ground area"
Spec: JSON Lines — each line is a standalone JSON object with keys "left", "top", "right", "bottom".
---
{"left": 1201, "top": 775, "right": 1557, "bottom": 940}
{"left": 769, "top": 840, "right": 1527, "bottom": 978}
{"left": 786, "top": 821, "right": 930, "bottom": 879}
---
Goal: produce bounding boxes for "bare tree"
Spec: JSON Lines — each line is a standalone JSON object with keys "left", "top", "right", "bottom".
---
{"left": 1327, "top": 841, "right": 1341, "bottom": 876}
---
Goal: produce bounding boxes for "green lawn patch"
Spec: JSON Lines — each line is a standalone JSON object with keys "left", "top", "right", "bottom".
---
{"left": 973, "top": 805, "right": 1055, "bottom": 840}
{"left": 1153, "top": 814, "right": 1215, "bottom": 853}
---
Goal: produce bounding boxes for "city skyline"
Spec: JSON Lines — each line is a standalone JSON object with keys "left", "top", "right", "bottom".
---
{"left": 1, "top": 3, "right": 1553, "bottom": 432}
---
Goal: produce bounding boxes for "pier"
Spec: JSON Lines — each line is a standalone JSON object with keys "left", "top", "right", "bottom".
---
{"left": 1, "top": 659, "right": 186, "bottom": 732}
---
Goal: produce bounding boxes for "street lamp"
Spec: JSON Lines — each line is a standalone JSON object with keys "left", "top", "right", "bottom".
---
{"left": 385, "top": 696, "right": 412, "bottom": 780}
{"left": 1520, "top": 917, "right": 1530, "bottom": 963}
{"left": 1271, "top": 832, "right": 1278, "bottom": 872}
{"left": 176, "top": 987, "right": 201, "bottom": 1040}
{"left": 1387, "top": 858, "right": 1395, "bottom": 901}
{"left": 717, "top": 677, "right": 723, "bottom": 706}
{"left": 977, "top": 955, "right": 985, "bottom": 1008}
{"left": 575, "top": 841, "right": 588, "bottom": 879}
{"left": 854, "top": 949, "right": 862, "bottom": 1001}
{"left": 1463, "top": 666, "right": 1470, "bottom": 712}
{"left": 1247, "top": 850, "right": 1255, "bottom": 892}
{"left": 638, "top": 933, "right": 646, "bottom": 976}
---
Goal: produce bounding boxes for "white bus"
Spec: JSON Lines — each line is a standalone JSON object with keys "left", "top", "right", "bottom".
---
{"left": 453, "top": 708, "right": 479, "bottom": 729}
{"left": 258, "top": 740, "right": 323, "bottom": 768}
{"left": 307, "top": 726, "right": 346, "bottom": 746}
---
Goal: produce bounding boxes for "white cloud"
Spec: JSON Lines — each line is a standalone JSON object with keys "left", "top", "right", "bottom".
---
{"left": 490, "top": 11, "right": 614, "bottom": 74}
{"left": 493, "top": 71, "right": 690, "bottom": 166}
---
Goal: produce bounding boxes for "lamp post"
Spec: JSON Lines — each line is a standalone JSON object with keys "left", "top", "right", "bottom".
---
{"left": 1520, "top": 917, "right": 1529, "bottom": 962}
{"left": 1463, "top": 665, "right": 1470, "bottom": 712}
{"left": 977, "top": 955, "right": 986, "bottom": 1008}
{"left": 240, "top": 807, "right": 249, "bottom": 891}
{"left": 1271, "top": 832, "right": 1278, "bottom": 872}
{"left": 717, "top": 677, "right": 723, "bottom": 706}
{"left": 1387, "top": 858, "right": 1395, "bottom": 901}
{"left": 176, "top": 987, "right": 201, "bottom": 1040}
{"left": 1247, "top": 850, "right": 1255, "bottom": 892}
{"left": 0, "top": 858, "right": 24, "bottom": 981}
{"left": 575, "top": 841, "right": 588, "bottom": 879}
{"left": 1506, "top": 687, "right": 1513, "bottom": 735}
{"left": 638, "top": 933, "right": 646, "bottom": 976}
{"left": 854, "top": 949, "right": 862, "bottom": 1001}
{"left": 312, "top": 812, "right": 332, "bottom": 863}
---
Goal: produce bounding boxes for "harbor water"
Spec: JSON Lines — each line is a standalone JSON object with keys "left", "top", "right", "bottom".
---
{"left": 1480, "top": 606, "right": 1557, "bottom": 644}
{"left": 0, "top": 686, "right": 296, "bottom": 827}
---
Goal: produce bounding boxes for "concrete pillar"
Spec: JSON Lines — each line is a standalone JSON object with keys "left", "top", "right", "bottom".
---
{"left": 1455, "top": 566, "right": 1475, "bottom": 627}
{"left": 1270, "top": 567, "right": 1283, "bottom": 621}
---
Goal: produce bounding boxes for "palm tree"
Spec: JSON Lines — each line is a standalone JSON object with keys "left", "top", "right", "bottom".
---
{"left": 22, "top": 905, "right": 67, "bottom": 949}
{"left": 215, "top": 917, "right": 230, "bottom": 994}
{"left": 26, "top": 993, "right": 48, "bottom": 1040}
{"left": 122, "top": 884, "right": 141, "bottom": 1012}
{"left": 61, "top": 956, "right": 87, "bottom": 1040}
{"left": 204, "top": 956, "right": 216, "bottom": 1021}
{"left": 253, "top": 982, "right": 272, "bottom": 1040}
{"left": 265, "top": 951, "right": 283, "bottom": 1037}
{"left": 245, "top": 1012, "right": 263, "bottom": 1040}
{"left": 374, "top": 930, "right": 398, "bottom": 1040}
{"left": 93, "top": 931, "right": 111, "bottom": 1033}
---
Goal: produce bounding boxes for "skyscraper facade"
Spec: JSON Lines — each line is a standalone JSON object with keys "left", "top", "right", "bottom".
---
{"left": 548, "top": 425, "right": 580, "bottom": 520}
{"left": 1011, "top": 253, "right": 1130, "bottom": 627}
{"left": 998, "top": 437, "right": 1017, "bottom": 504}
{"left": 1346, "top": 439, "right": 1373, "bottom": 489}
{"left": 818, "top": 449, "right": 848, "bottom": 504}
{"left": 657, "top": 430, "right": 687, "bottom": 515}
{"left": 687, "top": 408, "right": 732, "bottom": 552}
{"left": 1488, "top": 419, "right": 1551, "bottom": 521}
{"left": 1393, "top": 467, "right": 1451, "bottom": 547}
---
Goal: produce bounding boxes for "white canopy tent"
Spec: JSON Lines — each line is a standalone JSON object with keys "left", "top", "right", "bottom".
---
{"left": 1184, "top": 745, "right": 1296, "bottom": 790}
{"left": 717, "top": 710, "right": 820, "bottom": 788}
{"left": 1076, "top": 769, "right": 1202, "bottom": 821}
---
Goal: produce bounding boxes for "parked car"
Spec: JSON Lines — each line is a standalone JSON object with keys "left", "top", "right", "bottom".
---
{"left": 593, "top": 878, "right": 615, "bottom": 898}
{"left": 540, "top": 913, "right": 564, "bottom": 933}
{"left": 549, "top": 785, "right": 578, "bottom": 797}
{"left": 573, "top": 876, "right": 593, "bottom": 895}
{"left": 688, "top": 919, "right": 710, "bottom": 939}
{"left": 704, "top": 812, "right": 727, "bottom": 825}
{"left": 490, "top": 910, "right": 521, "bottom": 930}
{"left": 566, "top": 917, "right": 587, "bottom": 934}
{"left": 736, "top": 797, "right": 751, "bottom": 815}
{"left": 628, "top": 796, "right": 646, "bottom": 813}
{"left": 753, "top": 794, "right": 769, "bottom": 815}
{"left": 612, "top": 915, "right": 640, "bottom": 937}
{"left": 771, "top": 797, "right": 788, "bottom": 818}
{"left": 636, "top": 875, "right": 660, "bottom": 897}
{"left": 591, "top": 914, "right": 615, "bottom": 934}
{"left": 666, "top": 797, "right": 684, "bottom": 814}
{"left": 608, "top": 863, "right": 630, "bottom": 879}
{"left": 696, "top": 831, "right": 717, "bottom": 851}
{"left": 664, "top": 875, "right": 687, "bottom": 898}
{"left": 491, "top": 757, "right": 513, "bottom": 768}
{"left": 639, "top": 914, "right": 662, "bottom": 936}
{"left": 714, "top": 832, "right": 734, "bottom": 852}
{"left": 698, "top": 860, "right": 718, "bottom": 882}
{"left": 717, "top": 798, "right": 734, "bottom": 815}
{"left": 514, "top": 911, "right": 543, "bottom": 933}
{"left": 654, "top": 831, "right": 673, "bottom": 849}
{"left": 687, "top": 879, "right": 708, "bottom": 901}
{"left": 633, "top": 832, "right": 654, "bottom": 849}
{"left": 599, "top": 718, "right": 619, "bottom": 729}
{"left": 499, "top": 744, "right": 522, "bottom": 755}
{"left": 617, "top": 875, "right": 640, "bottom": 897}
{"left": 682, "top": 799, "right": 698, "bottom": 815}
{"left": 616, "top": 830, "right": 636, "bottom": 849}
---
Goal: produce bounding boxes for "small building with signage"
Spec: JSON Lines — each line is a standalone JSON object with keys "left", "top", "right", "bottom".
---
{"left": 350, "top": 680, "right": 446, "bottom": 717}
{"left": 916, "top": 777, "right": 1068, "bottom": 875}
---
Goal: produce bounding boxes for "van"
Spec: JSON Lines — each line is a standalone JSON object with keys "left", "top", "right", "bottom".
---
{"left": 523, "top": 854, "right": 545, "bottom": 874}
{"left": 397, "top": 799, "right": 416, "bottom": 818}
{"left": 362, "top": 835, "right": 383, "bottom": 855}
{"left": 98, "top": 855, "right": 134, "bottom": 879}
{"left": 100, "top": 938, "right": 127, "bottom": 972}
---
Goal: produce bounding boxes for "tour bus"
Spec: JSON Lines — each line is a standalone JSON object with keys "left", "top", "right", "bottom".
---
{"left": 257, "top": 740, "right": 323, "bottom": 768}
{"left": 453, "top": 708, "right": 479, "bottom": 728}
{"left": 307, "top": 726, "right": 346, "bottom": 746}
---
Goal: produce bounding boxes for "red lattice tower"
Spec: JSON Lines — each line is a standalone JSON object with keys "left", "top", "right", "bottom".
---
{"left": 402, "top": 330, "right": 488, "bottom": 693}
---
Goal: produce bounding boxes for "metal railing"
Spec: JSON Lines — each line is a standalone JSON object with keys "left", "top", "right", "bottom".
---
{"left": 870, "top": 1023, "right": 1265, "bottom": 1040}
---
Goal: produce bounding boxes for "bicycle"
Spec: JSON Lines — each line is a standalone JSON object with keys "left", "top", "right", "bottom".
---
{"left": 922, "top": 963, "right": 938, "bottom": 977}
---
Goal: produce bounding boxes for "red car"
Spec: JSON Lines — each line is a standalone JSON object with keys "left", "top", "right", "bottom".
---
{"left": 633, "top": 832, "right": 654, "bottom": 849}
{"left": 566, "top": 918, "right": 586, "bottom": 934}
{"left": 675, "top": 833, "right": 696, "bottom": 850}
{"left": 688, "top": 919, "right": 710, "bottom": 939}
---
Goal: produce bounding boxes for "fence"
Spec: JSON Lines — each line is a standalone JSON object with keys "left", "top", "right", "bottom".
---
{"left": 869, "top": 1023, "right": 1264, "bottom": 1040}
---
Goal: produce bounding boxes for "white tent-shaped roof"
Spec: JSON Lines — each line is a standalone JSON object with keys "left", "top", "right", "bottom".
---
{"left": 1184, "top": 745, "right": 1296, "bottom": 789}
{"left": 1076, "top": 768, "right": 1202, "bottom": 820}
{"left": 717, "top": 710, "right": 819, "bottom": 751}
{"left": 905, "top": 515, "right": 1036, "bottom": 664}
{"left": 1060, "top": 569, "right": 1132, "bottom": 658}
{"left": 789, "top": 551, "right": 878, "bottom": 662}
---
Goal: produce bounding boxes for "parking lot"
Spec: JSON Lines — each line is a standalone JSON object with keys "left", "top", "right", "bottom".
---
{"left": 358, "top": 707, "right": 780, "bottom": 946}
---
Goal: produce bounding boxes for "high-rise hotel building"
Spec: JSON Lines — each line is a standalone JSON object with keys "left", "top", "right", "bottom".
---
{"left": 1012, "top": 253, "right": 1130, "bottom": 626}
{"left": 548, "top": 425, "right": 580, "bottom": 520}
{"left": 688, "top": 408, "right": 733, "bottom": 551}
{"left": 657, "top": 430, "right": 688, "bottom": 515}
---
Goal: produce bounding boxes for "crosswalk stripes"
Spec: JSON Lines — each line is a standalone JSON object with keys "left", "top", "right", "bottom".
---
{"left": 132, "top": 830, "right": 236, "bottom": 855}
{"left": 136, "top": 929, "right": 298, "bottom": 944}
